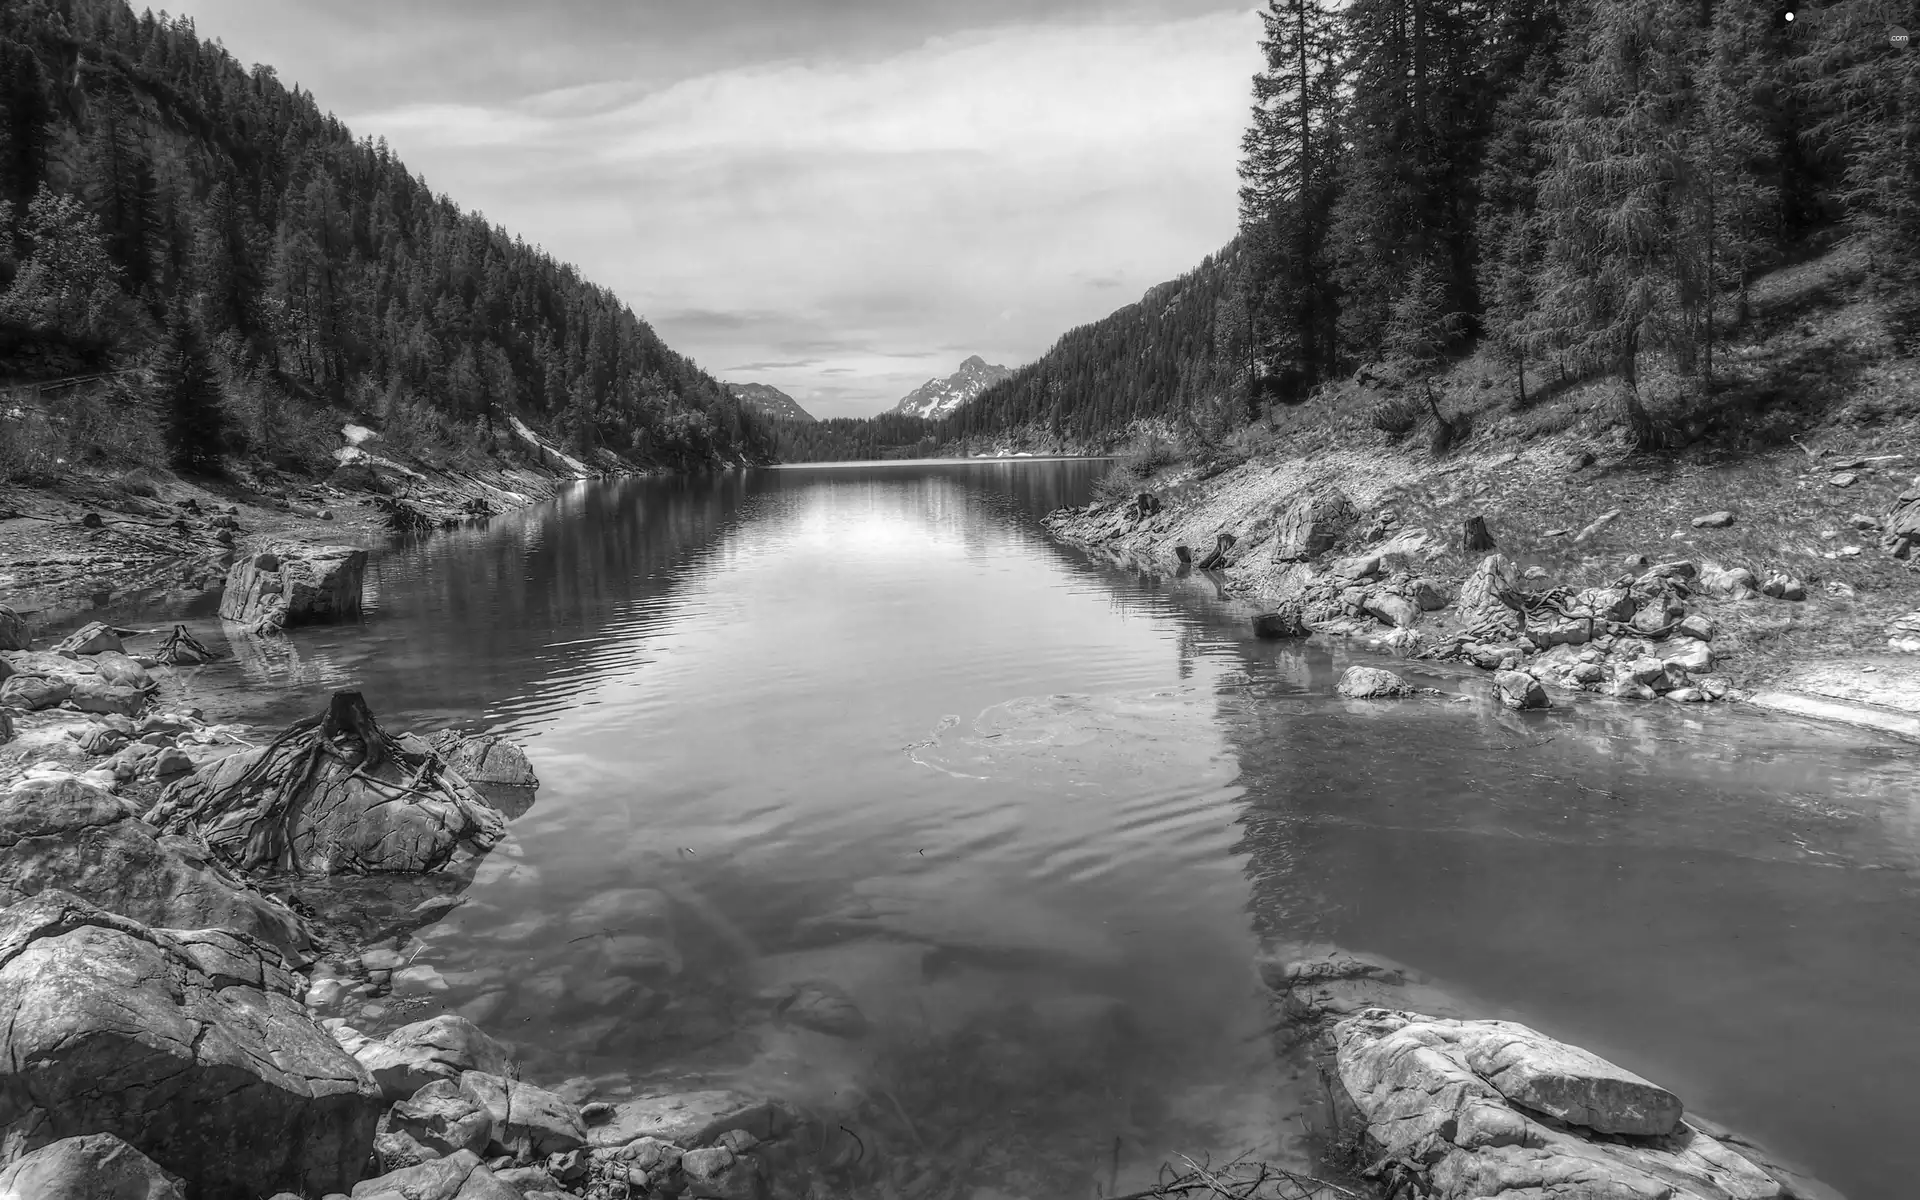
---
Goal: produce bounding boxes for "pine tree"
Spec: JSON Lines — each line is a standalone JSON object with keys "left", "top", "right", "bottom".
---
{"left": 1238, "top": 0, "right": 1345, "bottom": 404}
{"left": 160, "top": 305, "right": 227, "bottom": 474}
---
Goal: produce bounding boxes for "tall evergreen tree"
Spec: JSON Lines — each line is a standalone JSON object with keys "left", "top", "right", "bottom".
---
{"left": 1238, "top": 0, "right": 1345, "bottom": 404}
{"left": 159, "top": 304, "right": 227, "bottom": 474}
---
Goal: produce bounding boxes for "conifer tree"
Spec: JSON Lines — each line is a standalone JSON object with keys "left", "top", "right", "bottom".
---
{"left": 159, "top": 303, "right": 227, "bottom": 474}
{"left": 1238, "top": 0, "right": 1344, "bottom": 404}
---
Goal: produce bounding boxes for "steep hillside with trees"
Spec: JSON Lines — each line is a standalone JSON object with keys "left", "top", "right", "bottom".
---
{"left": 0, "top": 0, "right": 774, "bottom": 477}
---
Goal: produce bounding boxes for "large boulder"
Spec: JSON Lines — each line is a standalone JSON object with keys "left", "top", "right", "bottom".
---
{"left": 53, "top": 621, "right": 125, "bottom": 655}
{"left": 0, "top": 777, "right": 312, "bottom": 960}
{"left": 1336, "top": 665, "right": 1413, "bottom": 700}
{"left": 1493, "top": 671, "right": 1550, "bottom": 710}
{"left": 427, "top": 732, "right": 539, "bottom": 790}
{"left": 0, "top": 674, "right": 72, "bottom": 711}
{"left": 456, "top": 1071, "right": 586, "bottom": 1161}
{"left": 0, "top": 893, "right": 382, "bottom": 1200}
{"left": 1332, "top": 1010, "right": 1782, "bottom": 1200}
{"left": 1272, "top": 490, "right": 1355, "bottom": 562}
{"left": 585, "top": 1092, "right": 794, "bottom": 1153}
{"left": 149, "top": 692, "right": 506, "bottom": 875}
{"left": 0, "top": 1132, "right": 187, "bottom": 1200}
{"left": 218, "top": 542, "right": 368, "bottom": 635}
{"left": 1456, "top": 554, "right": 1523, "bottom": 638}
{"left": 388, "top": 1080, "right": 493, "bottom": 1158}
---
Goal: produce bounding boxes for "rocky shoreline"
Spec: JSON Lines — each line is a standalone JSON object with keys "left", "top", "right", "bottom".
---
{"left": 1042, "top": 443, "right": 1920, "bottom": 740}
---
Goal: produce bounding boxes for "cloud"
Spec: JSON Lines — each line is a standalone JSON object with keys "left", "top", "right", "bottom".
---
{"left": 217, "top": 7, "right": 1264, "bottom": 418}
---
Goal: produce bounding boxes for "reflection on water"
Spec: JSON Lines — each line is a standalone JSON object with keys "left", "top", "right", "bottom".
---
{"left": 149, "top": 460, "right": 1918, "bottom": 1198}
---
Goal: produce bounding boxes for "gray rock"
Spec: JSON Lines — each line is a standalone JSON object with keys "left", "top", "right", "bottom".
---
{"left": 337, "top": 1015, "right": 512, "bottom": 1102}
{"left": 77, "top": 724, "right": 133, "bottom": 755}
{"left": 53, "top": 621, "right": 125, "bottom": 655}
{"left": 1410, "top": 579, "right": 1450, "bottom": 611}
{"left": 426, "top": 731, "right": 539, "bottom": 789}
{"left": 1336, "top": 665, "right": 1412, "bottom": 699}
{"left": 681, "top": 1143, "right": 763, "bottom": 1200}
{"left": 457, "top": 1072, "right": 586, "bottom": 1161}
{"left": 0, "top": 892, "right": 381, "bottom": 1200}
{"left": 0, "top": 1132, "right": 186, "bottom": 1200}
{"left": 219, "top": 542, "right": 368, "bottom": 635}
{"left": 1332, "top": 1010, "right": 1783, "bottom": 1200}
{"left": 1363, "top": 593, "right": 1420, "bottom": 629}
{"left": 1527, "top": 616, "right": 1590, "bottom": 647}
{"left": 1696, "top": 563, "right": 1758, "bottom": 599}
{"left": 390, "top": 1079, "right": 493, "bottom": 1157}
{"left": 1493, "top": 671, "right": 1549, "bottom": 710}
{"left": 1570, "top": 662, "right": 1607, "bottom": 685}
{"left": 90, "top": 650, "right": 153, "bottom": 689}
{"left": 1691, "top": 511, "right": 1735, "bottom": 528}
{"left": 1456, "top": 554, "right": 1522, "bottom": 638}
{"left": 0, "top": 777, "right": 312, "bottom": 959}
{"left": 0, "top": 605, "right": 26, "bottom": 651}
{"left": 348, "top": 1150, "right": 520, "bottom": 1200}
{"left": 1664, "top": 639, "right": 1714, "bottom": 674}
{"left": 0, "top": 674, "right": 73, "bottom": 711}
{"left": 1667, "top": 687, "right": 1707, "bottom": 702}
{"left": 776, "top": 980, "right": 869, "bottom": 1037}
{"left": 1272, "top": 490, "right": 1355, "bottom": 562}
{"left": 1675, "top": 613, "right": 1715, "bottom": 642}
{"left": 1760, "top": 575, "right": 1807, "bottom": 601}
{"left": 68, "top": 678, "right": 149, "bottom": 717}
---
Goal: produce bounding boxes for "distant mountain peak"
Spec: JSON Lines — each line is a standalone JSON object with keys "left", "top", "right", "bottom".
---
{"left": 727, "top": 382, "right": 816, "bottom": 423}
{"left": 889, "top": 356, "right": 1012, "bottom": 420}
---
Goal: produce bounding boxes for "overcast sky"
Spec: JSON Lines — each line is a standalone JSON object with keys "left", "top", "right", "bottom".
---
{"left": 168, "top": 0, "right": 1260, "bottom": 417}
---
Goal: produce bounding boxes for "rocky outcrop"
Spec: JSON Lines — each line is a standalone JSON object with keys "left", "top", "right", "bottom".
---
{"left": 0, "top": 777, "right": 312, "bottom": 960}
{"left": 1273, "top": 490, "right": 1356, "bottom": 562}
{"left": 217, "top": 542, "right": 368, "bottom": 635}
{"left": 150, "top": 691, "right": 506, "bottom": 875}
{"left": 0, "top": 1132, "right": 187, "bottom": 1200}
{"left": 0, "top": 892, "right": 382, "bottom": 1200}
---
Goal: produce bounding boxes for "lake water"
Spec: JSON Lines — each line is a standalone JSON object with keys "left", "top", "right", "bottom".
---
{"left": 147, "top": 460, "right": 1917, "bottom": 1198}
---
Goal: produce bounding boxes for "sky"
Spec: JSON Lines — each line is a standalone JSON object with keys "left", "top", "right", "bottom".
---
{"left": 166, "top": 0, "right": 1262, "bottom": 418}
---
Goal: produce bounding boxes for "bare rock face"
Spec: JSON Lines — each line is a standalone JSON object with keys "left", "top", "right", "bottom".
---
{"left": 149, "top": 692, "right": 506, "bottom": 875}
{"left": 1273, "top": 490, "right": 1356, "bottom": 562}
{"left": 0, "top": 1132, "right": 187, "bottom": 1200}
{"left": 218, "top": 542, "right": 368, "bottom": 635}
{"left": 0, "top": 777, "right": 312, "bottom": 960}
{"left": 0, "top": 892, "right": 382, "bottom": 1200}
{"left": 1333, "top": 1010, "right": 1781, "bottom": 1200}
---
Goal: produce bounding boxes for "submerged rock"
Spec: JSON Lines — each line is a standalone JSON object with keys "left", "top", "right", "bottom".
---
{"left": 0, "top": 777, "right": 312, "bottom": 959}
{"left": 585, "top": 1092, "right": 794, "bottom": 1152}
{"left": 0, "top": 892, "right": 381, "bottom": 1199}
{"left": 149, "top": 691, "right": 506, "bottom": 875}
{"left": 218, "top": 541, "right": 368, "bottom": 635}
{"left": 775, "top": 980, "right": 869, "bottom": 1037}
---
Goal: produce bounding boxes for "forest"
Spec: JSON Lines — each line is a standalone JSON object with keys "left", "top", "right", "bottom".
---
{"left": 782, "top": 0, "right": 1917, "bottom": 461}
{"left": 0, "top": 0, "right": 777, "bottom": 476}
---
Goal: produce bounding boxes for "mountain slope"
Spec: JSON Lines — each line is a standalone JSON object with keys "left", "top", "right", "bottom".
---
{"left": 727, "top": 383, "right": 815, "bottom": 423}
{"left": 0, "top": 0, "right": 773, "bottom": 475}
{"left": 944, "top": 244, "right": 1245, "bottom": 448}
{"left": 889, "top": 356, "right": 1013, "bottom": 419}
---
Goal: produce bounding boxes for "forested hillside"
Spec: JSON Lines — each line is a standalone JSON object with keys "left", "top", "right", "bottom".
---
{"left": 783, "top": 0, "right": 1916, "bottom": 462}
{"left": 0, "top": 0, "right": 774, "bottom": 476}
{"left": 1237, "top": 0, "right": 1915, "bottom": 438}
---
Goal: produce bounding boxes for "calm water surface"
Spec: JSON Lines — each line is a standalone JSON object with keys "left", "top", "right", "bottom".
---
{"left": 153, "top": 460, "right": 1916, "bottom": 1198}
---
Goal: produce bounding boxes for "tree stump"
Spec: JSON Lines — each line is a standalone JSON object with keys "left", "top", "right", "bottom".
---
{"left": 1462, "top": 516, "right": 1497, "bottom": 553}
{"left": 1196, "top": 532, "right": 1237, "bottom": 571}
